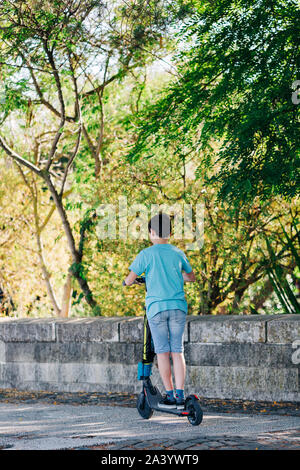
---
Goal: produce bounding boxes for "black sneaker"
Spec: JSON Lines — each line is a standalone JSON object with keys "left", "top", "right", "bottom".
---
{"left": 158, "top": 394, "right": 177, "bottom": 409}
{"left": 176, "top": 397, "right": 185, "bottom": 410}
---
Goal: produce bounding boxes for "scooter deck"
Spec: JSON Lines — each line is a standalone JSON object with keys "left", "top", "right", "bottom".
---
{"left": 143, "top": 380, "right": 190, "bottom": 417}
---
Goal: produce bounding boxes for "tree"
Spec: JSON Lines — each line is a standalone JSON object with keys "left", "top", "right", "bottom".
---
{"left": 126, "top": 0, "right": 300, "bottom": 205}
{"left": 16, "top": 162, "right": 74, "bottom": 317}
{"left": 0, "top": 158, "right": 73, "bottom": 316}
{"left": 0, "top": 0, "right": 184, "bottom": 314}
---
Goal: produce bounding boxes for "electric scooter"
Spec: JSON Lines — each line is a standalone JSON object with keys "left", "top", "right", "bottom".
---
{"left": 123, "top": 276, "right": 203, "bottom": 426}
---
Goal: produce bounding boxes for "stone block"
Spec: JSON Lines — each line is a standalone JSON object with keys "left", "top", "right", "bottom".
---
{"left": 0, "top": 319, "right": 56, "bottom": 342}
{"left": 55, "top": 318, "right": 120, "bottom": 343}
{"left": 185, "top": 343, "right": 295, "bottom": 368}
{"left": 4, "top": 341, "right": 141, "bottom": 365}
{"left": 1, "top": 362, "right": 36, "bottom": 386}
{"left": 35, "top": 362, "right": 60, "bottom": 383}
{"left": 0, "top": 341, "right": 5, "bottom": 362}
{"left": 5, "top": 342, "right": 36, "bottom": 362}
{"left": 267, "top": 315, "right": 300, "bottom": 344}
{"left": 56, "top": 363, "right": 138, "bottom": 387}
{"left": 35, "top": 342, "right": 106, "bottom": 363}
{"left": 187, "top": 365, "right": 300, "bottom": 401}
{"left": 119, "top": 317, "right": 144, "bottom": 343}
{"left": 107, "top": 342, "right": 137, "bottom": 364}
{"left": 189, "top": 316, "right": 266, "bottom": 343}
{"left": 58, "top": 363, "right": 89, "bottom": 383}
{"left": 88, "top": 318, "right": 121, "bottom": 342}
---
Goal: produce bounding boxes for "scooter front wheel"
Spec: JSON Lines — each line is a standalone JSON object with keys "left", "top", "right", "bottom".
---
{"left": 185, "top": 396, "right": 203, "bottom": 426}
{"left": 136, "top": 391, "right": 153, "bottom": 419}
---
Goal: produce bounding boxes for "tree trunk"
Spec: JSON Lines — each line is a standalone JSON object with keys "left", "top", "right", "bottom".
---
{"left": 251, "top": 278, "right": 274, "bottom": 312}
{"left": 33, "top": 197, "right": 61, "bottom": 315}
{"left": 43, "top": 173, "right": 100, "bottom": 313}
{"left": 60, "top": 267, "right": 73, "bottom": 317}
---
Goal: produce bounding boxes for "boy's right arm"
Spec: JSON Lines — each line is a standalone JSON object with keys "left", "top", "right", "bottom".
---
{"left": 183, "top": 270, "right": 196, "bottom": 282}
{"left": 181, "top": 250, "right": 196, "bottom": 282}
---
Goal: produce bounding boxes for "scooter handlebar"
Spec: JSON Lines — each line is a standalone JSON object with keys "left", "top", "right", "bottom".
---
{"left": 123, "top": 276, "right": 145, "bottom": 286}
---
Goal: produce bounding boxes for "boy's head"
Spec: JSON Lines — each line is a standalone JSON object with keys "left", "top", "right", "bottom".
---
{"left": 148, "top": 212, "right": 171, "bottom": 242}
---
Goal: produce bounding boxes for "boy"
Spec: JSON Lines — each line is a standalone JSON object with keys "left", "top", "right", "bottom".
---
{"left": 124, "top": 212, "right": 196, "bottom": 409}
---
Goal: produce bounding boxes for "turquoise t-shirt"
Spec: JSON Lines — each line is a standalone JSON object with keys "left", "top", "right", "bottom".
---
{"left": 129, "top": 244, "right": 192, "bottom": 319}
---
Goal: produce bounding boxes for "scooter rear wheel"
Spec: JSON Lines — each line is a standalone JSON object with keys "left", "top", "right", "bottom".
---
{"left": 185, "top": 396, "right": 203, "bottom": 426}
{"left": 136, "top": 391, "right": 153, "bottom": 419}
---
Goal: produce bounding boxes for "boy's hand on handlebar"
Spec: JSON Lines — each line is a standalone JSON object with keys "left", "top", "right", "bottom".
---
{"left": 123, "top": 274, "right": 145, "bottom": 286}
{"left": 123, "top": 271, "right": 145, "bottom": 286}
{"left": 182, "top": 270, "right": 196, "bottom": 282}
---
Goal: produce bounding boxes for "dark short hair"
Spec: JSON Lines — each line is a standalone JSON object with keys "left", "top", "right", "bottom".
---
{"left": 148, "top": 212, "right": 171, "bottom": 238}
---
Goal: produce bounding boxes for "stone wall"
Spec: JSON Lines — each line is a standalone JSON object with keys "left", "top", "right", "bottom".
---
{"left": 0, "top": 315, "right": 299, "bottom": 402}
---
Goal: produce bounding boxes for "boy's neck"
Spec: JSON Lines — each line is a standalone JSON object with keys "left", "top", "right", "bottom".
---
{"left": 151, "top": 238, "right": 169, "bottom": 245}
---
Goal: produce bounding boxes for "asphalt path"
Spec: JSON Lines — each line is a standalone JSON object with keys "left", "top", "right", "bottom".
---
{"left": 0, "top": 401, "right": 299, "bottom": 450}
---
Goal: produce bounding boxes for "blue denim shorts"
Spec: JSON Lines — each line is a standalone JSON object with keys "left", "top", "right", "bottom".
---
{"left": 147, "top": 309, "right": 186, "bottom": 354}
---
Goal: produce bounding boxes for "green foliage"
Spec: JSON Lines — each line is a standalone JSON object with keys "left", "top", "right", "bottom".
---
{"left": 126, "top": 0, "right": 300, "bottom": 205}
{"left": 262, "top": 217, "right": 300, "bottom": 314}
{"left": 70, "top": 262, "right": 87, "bottom": 281}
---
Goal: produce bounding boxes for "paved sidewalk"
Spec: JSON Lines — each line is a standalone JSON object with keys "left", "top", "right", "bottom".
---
{"left": 0, "top": 390, "right": 299, "bottom": 451}
{"left": 0, "top": 388, "right": 299, "bottom": 416}
{"left": 85, "top": 429, "right": 300, "bottom": 451}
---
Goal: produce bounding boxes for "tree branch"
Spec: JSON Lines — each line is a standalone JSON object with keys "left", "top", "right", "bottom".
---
{"left": 42, "top": 40, "right": 66, "bottom": 171}
{"left": 0, "top": 135, "right": 42, "bottom": 176}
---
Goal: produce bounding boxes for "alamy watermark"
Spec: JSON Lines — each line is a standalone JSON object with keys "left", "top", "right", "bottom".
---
{"left": 94, "top": 197, "right": 204, "bottom": 250}
{"left": 0, "top": 85, "right": 5, "bottom": 105}
{"left": 291, "top": 80, "right": 300, "bottom": 105}
{"left": 291, "top": 339, "right": 300, "bottom": 365}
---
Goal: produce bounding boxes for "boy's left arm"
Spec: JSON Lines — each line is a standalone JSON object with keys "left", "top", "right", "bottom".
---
{"left": 124, "top": 270, "right": 138, "bottom": 286}
{"left": 124, "top": 250, "right": 145, "bottom": 285}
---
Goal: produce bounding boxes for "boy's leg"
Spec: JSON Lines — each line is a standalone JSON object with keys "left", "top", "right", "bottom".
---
{"left": 171, "top": 352, "right": 186, "bottom": 390}
{"left": 147, "top": 312, "right": 176, "bottom": 407}
{"left": 169, "top": 309, "right": 187, "bottom": 405}
{"left": 157, "top": 352, "right": 173, "bottom": 391}
{"left": 147, "top": 312, "right": 173, "bottom": 390}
